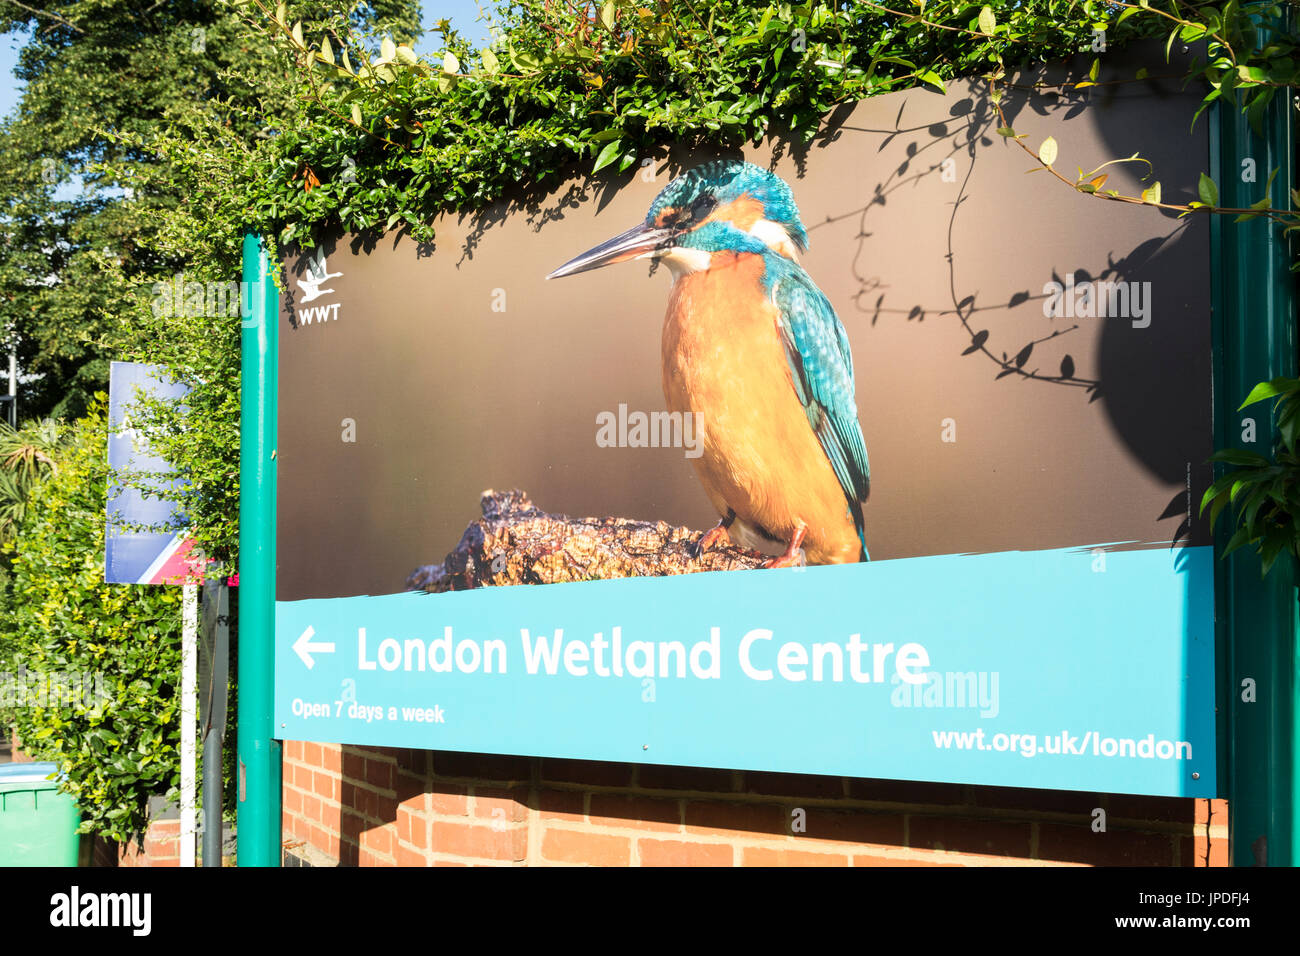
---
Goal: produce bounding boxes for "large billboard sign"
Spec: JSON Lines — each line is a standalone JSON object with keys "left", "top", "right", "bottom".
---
{"left": 272, "top": 53, "right": 1218, "bottom": 797}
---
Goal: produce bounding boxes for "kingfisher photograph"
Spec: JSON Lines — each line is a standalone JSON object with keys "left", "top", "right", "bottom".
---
{"left": 274, "top": 63, "right": 1213, "bottom": 604}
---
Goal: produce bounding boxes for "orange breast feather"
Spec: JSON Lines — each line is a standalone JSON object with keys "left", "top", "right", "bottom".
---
{"left": 661, "top": 253, "right": 862, "bottom": 563}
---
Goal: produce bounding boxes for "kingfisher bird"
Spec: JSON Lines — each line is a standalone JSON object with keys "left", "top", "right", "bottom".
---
{"left": 547, "top": 159, "right": 870, "bottom": 566}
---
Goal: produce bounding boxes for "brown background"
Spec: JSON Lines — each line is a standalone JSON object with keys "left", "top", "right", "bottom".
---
{"left": 277, "top": 51, "right": 1211, "bottom": 601}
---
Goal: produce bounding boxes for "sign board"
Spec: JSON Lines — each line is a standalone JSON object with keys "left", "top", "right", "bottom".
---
{"left": 272, "top": 52, "right": 1218, "bottom": 797}
{"left": 106, "top": 361, "right": 202, "bottom": 584}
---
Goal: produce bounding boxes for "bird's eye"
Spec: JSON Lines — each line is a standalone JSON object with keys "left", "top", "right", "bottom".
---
{"left": 691, "top": 196, "right": 717, "bottom": 219}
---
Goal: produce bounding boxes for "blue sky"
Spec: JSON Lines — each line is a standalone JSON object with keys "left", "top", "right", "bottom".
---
{"left": 0, "top": 2, "right": 493, "bottom": 122}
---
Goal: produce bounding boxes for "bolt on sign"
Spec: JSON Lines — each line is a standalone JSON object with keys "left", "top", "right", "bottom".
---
{"left": 274, "top": 48, "right": 1218, "bottom": 797}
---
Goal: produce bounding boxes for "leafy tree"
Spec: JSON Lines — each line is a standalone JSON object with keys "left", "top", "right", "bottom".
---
{"left": 0, "top": 0, "right": 421, "bottom": 421}
{"left": 0, "top": 406, "right": 183, "bottom": 841}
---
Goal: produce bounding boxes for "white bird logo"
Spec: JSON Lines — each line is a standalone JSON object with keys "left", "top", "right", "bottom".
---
{"left": 297, "top": 249, "right": 342, "bottom": 302}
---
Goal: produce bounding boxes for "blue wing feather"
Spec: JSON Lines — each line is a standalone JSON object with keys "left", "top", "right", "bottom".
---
{"left": 767, "top": 257, "right": 871, "bottom": 559}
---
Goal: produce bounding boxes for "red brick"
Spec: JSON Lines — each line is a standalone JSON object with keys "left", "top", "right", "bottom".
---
{"left": 638, "top": 838, "right": 732, "bottom": 867}
{"left": 852, "top": 852, "right": 955, "bottom": 867}
{"left": 541, "top": 828, "right": 630, "bottom": 866}
{"left": 397, "top": 806, "right": 429, "bottom": 849}
{"left": 396, "top": 844, "right": 430, "bottom": 867}
{"left": 364, "top": 758, "right": 394, "bottom": 792}
{"left": 340, "top": 782, "right": 358, "bottom": 811}
{"left": 1195, "top": 798, "right": 1228, "bottom": 827}
{"left": 967, "top": 784, "right": 1104, "bottom": 816}
{"left": 319, "top": 745, "right": 342, "bottom": 773}
{"left": 284, "top": 787, "right": 302, "bottom": 814}
{"left": 745, "top": 771, "right": 844, "bottom": 800}
{"left": 394, "top": 768, "right": 426, "bottom": 802}
{"left": 430, "top": 783, "right": 469, "bottom": 816}
{"left": 908, "top": 815, "right": 1031, "bottom": 858}
{"left": 540, "top": 757, "right": 633, "bottom": 788}
{"left": 846, "top": 777, "right": 967, "bottom": 807}
{"left": 473, "top": 787, "right": 529, "bottom": 823}
{"left": 637, "top": 764, "right": 737, "bottom": 793}
{"left": 342, "top": 749, "right": 366, "bottom": 782}
{"left": 301, "top": 793, "right": 321, "bottom": 823}
{"left": 798, "top": 809, "right": 904, "bottom": 846}
{"left": 431, "top": 821, "right": 527, "bottom": 861}
{"left": 537, "top": 789, "right": 585, "bottom": 823}
{"left": 394, "top": 748, "right": 428, "bottom": 776}
{"left": 685, "top": 801, "right": 787, "bottom": 836}
{"left": 373, "top": 794, "right": 399, "bottom": 823}
{"left": 313, "top": 771, "right": 337, "bottom": 802}
{"left": 307, "top": 823, "right": 337, "bottom": 860}
{"left": 1187, "top": 833, "right": 1229, "bottom": 868}
{"left": 338, "top": 838, "right": 359, "bottom": 867}
{"left": 743, "top": 846, "right": 849, "bottom": 867}
{"left": 434, "top": 751, "right": 533, "bottom": 782}
{"left": 360, "top": 824, "right": 394, "bottom": 858}
{"left": 1037, "top": 823, "right": 1175, "bottom": 866}
{"left": 1106, "top": 794, "right": 1195, "bottom": 826}
{"left": 303, "top": 742, "right": 322, "bottom": 767}
{"left": 588, "top": 794, "right": 681, "bottom": 832}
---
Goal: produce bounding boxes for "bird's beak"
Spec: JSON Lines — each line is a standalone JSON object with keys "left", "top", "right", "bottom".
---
{"left": 546, "top": 222, "right": 672, "bottom": 279}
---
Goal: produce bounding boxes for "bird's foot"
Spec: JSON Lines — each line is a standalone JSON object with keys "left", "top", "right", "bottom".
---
{"left": 762, "top": 548, "right": 807, "bottom": 569}
{"left": 692, "top": 511, "right": 736, "bottom": 559}
{"left": 762, "top": 522, "right": 808, "bottom": 569}
{"left": 693, "top": 524, "right": 732, "bottom": 558}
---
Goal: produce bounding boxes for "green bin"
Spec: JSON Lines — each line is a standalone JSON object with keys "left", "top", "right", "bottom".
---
{"left": 0, "top": 762, "right": 81, "bottom": 866}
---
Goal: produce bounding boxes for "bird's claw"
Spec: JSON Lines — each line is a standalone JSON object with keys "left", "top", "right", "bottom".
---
{"left": 762, "top": 547, "right": 807, "bottom": 569}
{"left": 692, "top": 523, "right": 732, "bottom": 559}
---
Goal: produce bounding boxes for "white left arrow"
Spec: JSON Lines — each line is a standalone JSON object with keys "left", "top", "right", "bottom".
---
{"left": 293, "top": 625, "right": 335, "bottom": 669}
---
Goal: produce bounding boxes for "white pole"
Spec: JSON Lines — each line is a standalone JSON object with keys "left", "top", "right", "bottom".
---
{"left": 6, "top": 351, "right": 14, "bottom": 428}
{"left": 180, "top": 582, "right": 198, "bottom": 866}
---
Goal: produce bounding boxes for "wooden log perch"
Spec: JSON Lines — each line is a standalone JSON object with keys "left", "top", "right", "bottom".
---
{"left": 405, "top": 489, "right": 776, "bottom": 593}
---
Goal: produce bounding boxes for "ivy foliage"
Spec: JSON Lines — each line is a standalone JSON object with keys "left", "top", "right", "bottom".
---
{"left": 0, "top": 407, "right": 183, "bottom": 842}
{"left": 1202, "top": 378, "right": 1300, "bottom": 575}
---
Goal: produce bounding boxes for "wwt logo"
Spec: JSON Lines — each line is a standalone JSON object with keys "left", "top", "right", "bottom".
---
{"left": 49, "top": 886, "right": 151, "bottom": 936}
{"left": 295, "top": 249, "right": 343, "bottom": 326}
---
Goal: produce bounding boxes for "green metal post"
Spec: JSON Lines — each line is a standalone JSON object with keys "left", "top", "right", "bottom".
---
{"left": 1211, "top": 9, "right": 1298, "bottom": 867}
{"left": 237, "top": 234, "right": 282, "bottom": 866}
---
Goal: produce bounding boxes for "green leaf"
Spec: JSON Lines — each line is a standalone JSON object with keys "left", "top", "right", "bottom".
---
{"left": 480, "top": 47, "right": 499, "bottom": 74}
{"left": 1239, "top": 377, "right": 1300, "bottom": 409}
{"left": 917, "top": 70, "right": 945, "bottom": 93}
{"left": 381, "top": 36, "right": 396, "bottom": 61}
{"left": 1198, "top": 172, "right": 1219, "bottom": 207}
{"left": 978, "top": 6, "right": 996, "bottom": 35}
{"left": 593, "top": 138, "right": 624, "bottom": 172}
{"left": 601, "top": 1, "right": 616, "bottom": 31}
{"left": 443, "top": 52, "right": 460, "bottom": 74}
{"left": 1209, "top": 448, "right": 1272, "bottom": 467}
{"left": 1141, "top": 181, "right": 1161, "bottom": 204}
{"left": 1038, "top": 136, "right": 1058, "bottom": 167}
{"left": 319, "top": 36, "right": 334, "bottom": 65}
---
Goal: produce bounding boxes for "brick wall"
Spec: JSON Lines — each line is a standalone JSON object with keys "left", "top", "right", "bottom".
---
{"left": 117, "top": 819, "right": 181, "bottom": 868}
{"left": 280, "top": 741, "right": 1229, "bottom": 867}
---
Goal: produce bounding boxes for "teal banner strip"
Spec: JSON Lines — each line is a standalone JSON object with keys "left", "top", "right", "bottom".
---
{"left": 276, "top": 545, "right": 1216, "bottom": 797}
